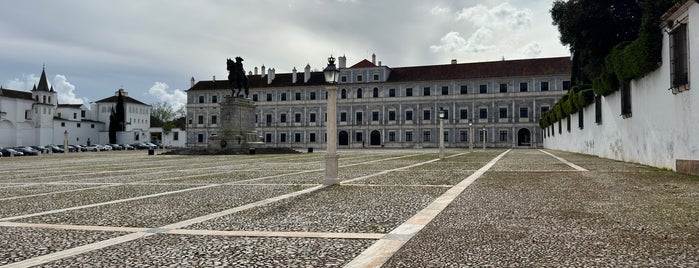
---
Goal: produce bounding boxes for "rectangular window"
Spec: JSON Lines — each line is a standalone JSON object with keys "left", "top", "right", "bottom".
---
{"left": 670, "top": 23, "right": 689, "bottom": 90}
{"left": 341, "top": 76, "right": 347, "bottom": 83}
{"left": 310, "top": 92, "right": 317, "bottom": 100}
{"left": 356, "top": 132, "right": 363, "bottom": 142}
{"left": 519, "top": 107, "right": 529, "bottom": 118}
{"left": 81, "top": 110, "right": 86, "bottom": 117}
{"left": 562, "top": 81, "right": 571, "bottom": 91}
{"left": 266, "top": 114, "right": 272, "bottom": 124}
{"left": 309, "top": 133, "right": 316, "bottom": 142}
{"left": 441, "top": 110, "right": 449, "bottom": 119}
{"left": 443, "top": 131, "right": 448, "bottom": 142}
{"left": 91, "top": 124, "right": 95, "bottom": 128}
{"left": 578, "top": 108, "right": 584, "bottom": 129}
{"left": 294, "top": 133, "right": 301, "bottom": 143}
{"left": 266, "top": 93, "right": 272, "bottom": 101}
{"left": 197, "top": 134, "right": 204, "bottom": 143}
{"left": 280, "top": 113, "right": 287, "bottom": 123}
{"left": 406, "top": 131, "right": 413, "bottom": 142}
{"left": 265, "top": 133, "right": 272, "bottom": 143}
{"left": 310, "top": 113, "right": 316, "bottom": 122}
{"left": 541, "top": 82, "right": 549, "bottom": 91}
{"left": 519, "top": 82, "right": 528, "bottom": 92}
{"left": 252, "top": 94, "right": 259, "bottom": 101}
{"left": 423, "top": 131, "right": 431, "bottom": 142}
{"left": 372, "top": 111, "right": 379, "bottom": 121}
{"left": 280, "top": 93, "right": 287, "bottom": 101}
{"left": 423, "top": 110, "right": 430, "bottom": 120}
{"left": 198, "top": 115, "right": 204, "bottom": 124}
{"left": 357, "top": 75, "right": 363, "bottom": 82}
{"left": 356, "top": 112, "right": 363, "bottom": 124}
{"left": 212, "top": 95, "right": 218, "bottom": 103}
{"left": 460, "top": 131, "right": 468, "bottom": 142}
{"left": 621, "top": 83, "right": 632, "bottom": 117}
{"left": 211, "top": 115, "right": 217, "bottom": 125}
{"left": 389, "top": 88, "right": 396, "bottom": 97}
{"left": 295, "top": 92, "right": 301, "bottom": 101}
{"left": 499, "top": 83, "right": 507, "bottom": 93}
{"left": 389, "top": 131, "right": 396, "bottom": 142}
{"left": 460, "top": 109, "right": 468, "bottom": 120}
{"left": 479, "top": 84, "right": 487, "bottom": 94}
{"left": 405, "top": 111, "right": 413, "bottom": 121}
{"left": 499, "top": 130, "right": 508, "bottom": 142}
{"left": 198, "top": 96, "right": 205, "bottom": 103}
{"left": 479, "top": 108, "right": 488, "bottom": 119}
{"left": 406, "top": 88, "right": 413, "bottom": 97}
{"left": 280, "top": 133, "right": 287, "bottom": 143}
{"left": 373, "top": 74, "right": 379, "bottom": 81}
{"left": 73, "top": 113, "right": 77, "bottom": 119}
{"left": 173, "top": 132, "right": 179, "bottom": 140}
{"left": 441, "top": 86, "right": 449, "bottom": 95}
{"left": 340, "top": 112, "right": 347, "bottom": 122}
{"left": 460, "top": 85, "right": 468, "bottom": 94}
{"left": 388, "top": 110, "right": 396, "bottom": 121}
{"left": 423, "top": 87, "right": 431, "bottom": 96}
{"left": 77, "top": 123, "right": 81, "bottom": 128}
{"left": 499, "top": 108, "right": 507, "bottom": 119}
{"left": 295, "top": 113, "right": 302, "bottom": 123}
{"left": 595, "top": 95, "right": 602, "bottom": 124}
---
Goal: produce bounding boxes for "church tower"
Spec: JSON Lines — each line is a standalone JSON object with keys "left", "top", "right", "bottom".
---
{"left": 31, "top": 66, "right": 58, "bottom": 129}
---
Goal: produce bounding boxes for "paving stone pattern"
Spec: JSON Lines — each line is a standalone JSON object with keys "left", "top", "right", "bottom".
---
{"left": 0, "top": 149, "right": 697, "bottom": 266}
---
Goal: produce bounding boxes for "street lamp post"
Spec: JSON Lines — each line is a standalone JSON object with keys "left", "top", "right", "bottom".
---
{"left": 482, "top": 126, "right": 486, "bottom": 149}
{"left": 468, "top": 120, "right": 473, "bottom": 152}
{"left": 323, "top": 55, "right": 341, "bottom": 185}
{"left": 63, "top": 130, "right": 68, "bottom": 155}
{"left": 438, "top": 109, "right": 445, "bottom": 159}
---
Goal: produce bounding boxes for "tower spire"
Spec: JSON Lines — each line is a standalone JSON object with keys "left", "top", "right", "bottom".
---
{"left": 36, "top": 65, "right": 50, "bottom": 91}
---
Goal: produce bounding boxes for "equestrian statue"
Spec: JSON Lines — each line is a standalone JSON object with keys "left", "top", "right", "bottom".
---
{"left": 227, "top": 57, "right": 250, "bottom": 98}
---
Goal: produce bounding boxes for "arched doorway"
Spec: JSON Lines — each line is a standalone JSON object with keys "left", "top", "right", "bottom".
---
{"left": 370, "top": 130, "right": 381, "bottom": 146}
{"left": 517, "top": 128, "right": 531, "bottom": 146}
{"left": 339, "top": 131, "right": 349, "bottom": 146}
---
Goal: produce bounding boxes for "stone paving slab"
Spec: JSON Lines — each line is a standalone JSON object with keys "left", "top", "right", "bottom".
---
{"left": 383, "top": 167, "right": 699, "bottom": 266}
{"left": 38, "top": 235, "right": 374, "bottom": 267}
{"left": 0, "top": 227, "right": 126, "bottom": 265}
{"left": 21, "top": 185, "right": 311, "bottom": 228}
{"left": 190, "top": 185, "right": 446, "bottom": 234}
{"left": 491, "top": 149, "right": 577, "bottom": 171}
{"left": 0, "top": 184, "right": 109, "bottom": 199}
{"left": 0, "top": 185, "right": 193, "bottom": 219}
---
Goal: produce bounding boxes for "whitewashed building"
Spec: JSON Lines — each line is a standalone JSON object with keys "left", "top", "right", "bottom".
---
{"left": 544, "top": 0, "right": 699, "bottom": 175}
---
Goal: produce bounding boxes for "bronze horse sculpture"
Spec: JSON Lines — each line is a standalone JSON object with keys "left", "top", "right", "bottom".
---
{"left": 227, "top": 57, "right": 250, "bottom": 98}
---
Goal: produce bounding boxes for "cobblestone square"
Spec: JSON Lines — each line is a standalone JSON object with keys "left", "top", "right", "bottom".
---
{"left": 0, "top": 149, "right": 697, "bottom": 267}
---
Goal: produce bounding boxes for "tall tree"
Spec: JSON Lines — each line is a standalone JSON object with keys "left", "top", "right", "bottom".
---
{"left": 115, "top": 91, "right": 126, "bottom": 131}
{"left": 150, "top": 102, "right": 178, "bottom": 124}
{"left": 551, "top": 0, "right": 643, "bottom": 84}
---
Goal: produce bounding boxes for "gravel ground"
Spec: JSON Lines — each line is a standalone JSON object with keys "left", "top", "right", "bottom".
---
{"left": 491, "top": 149, "right": 575, "bottom": 171}
{"left": 384, "top": 162, "right": 699, "bottom": 266}
{"left": 0, "top": 184, "right": 104, "bottom": 199}
{"left": 22, "top": 185, "right": 310, "bottom": 228}
{"left": 0, "top": 184, "right": 193, "bottom": 219}
{"left": 190, "top": 185, "right": 446, "bottom": 233}
{"left": 0, "top": 227, "right": 126, "bottom": 265}
{"left": 39, "top": 234, "right": 374, "bottom": 267}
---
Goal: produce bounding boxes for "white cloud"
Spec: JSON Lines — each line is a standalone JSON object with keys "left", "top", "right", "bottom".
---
{"left": 3, "top": 74, "right": 39, "bottom": 91}
{"left": 431, "top": 5, "right": 451, "bottom": 15}
{"left": 520, "top": 42, "right": 543, "bottom": 58}
{"left": 430, "top": 29, "right": 495, "bottom": 53}
{"left": 53, "top": 75, "right": 87, "bottom": 105}
{"left": 147, "top": 82, "right": 186, "bottom": 111}
{"left": 456, "top": 3, "right": 532, "bottom": 31}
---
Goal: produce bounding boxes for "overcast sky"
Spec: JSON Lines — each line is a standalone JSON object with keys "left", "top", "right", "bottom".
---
{"left": 0, "top": 0, "right": 569, "bottom": 111}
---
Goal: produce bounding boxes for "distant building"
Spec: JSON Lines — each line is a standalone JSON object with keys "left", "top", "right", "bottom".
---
{"left": 186, "top": 55, "right": 571, "bottom": 149}
{"left": 0, "top": 67, "right": 183, "bottom": 148}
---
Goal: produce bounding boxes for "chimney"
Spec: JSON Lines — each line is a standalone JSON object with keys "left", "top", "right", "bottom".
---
{"left": 248, "top": 71, "right": 252, "bottom": 75}
{"left": 267, "top": 68, "right": 275, "bottom": 84}
{"left": 261, "top": 65, "right": 266, "bottom": 77}
{"left": 254, "top": 67, "right": 258, "bottom": 75}
{"left": 338, "top": 55, "right": 347, "bottom": 68}
{"left": 213, "top": 75, "right": 216, "bottom": 82}
{"left": 378, "top": 61, "right": 382, "bottom": 66}
{"left": 451, "top": 59, "right": 457, "bottom": 64}
{"left": 372, "top": 53, "right": 376, "bottom": 65}
{"left": 292, "top": 67, "right": 298, "bottom": 83}
{"left": 190, "top": 77, "right": 195, "bottom": 88}
{"left": 304, "top": 64, "right": 311, "bottom": 83}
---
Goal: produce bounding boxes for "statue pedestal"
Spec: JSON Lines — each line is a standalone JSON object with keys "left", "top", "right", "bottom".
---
{"left": 209, "top": 97, "right": 264, "bottom": 150}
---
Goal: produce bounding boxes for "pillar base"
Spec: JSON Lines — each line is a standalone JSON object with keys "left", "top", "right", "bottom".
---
{"left": 324, "top": 153, "right": 339, "bottom": 185}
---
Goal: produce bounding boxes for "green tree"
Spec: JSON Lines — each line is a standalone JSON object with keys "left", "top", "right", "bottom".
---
{"left": 150, "top": 102, "right": 178, "bottom": 125}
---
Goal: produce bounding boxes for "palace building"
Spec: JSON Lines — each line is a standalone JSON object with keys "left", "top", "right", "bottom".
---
{"left": 185, "top": 55, "right": 571, "bottom": 149}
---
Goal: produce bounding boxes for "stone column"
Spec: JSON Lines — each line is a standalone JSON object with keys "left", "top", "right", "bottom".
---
{"left": 324, "top": 85, "right": 339, "bottom": 185}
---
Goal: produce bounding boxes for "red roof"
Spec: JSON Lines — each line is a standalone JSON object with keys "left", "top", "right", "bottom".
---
{"left": 350, "top": 59, "right": 377, "bottom": 68}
